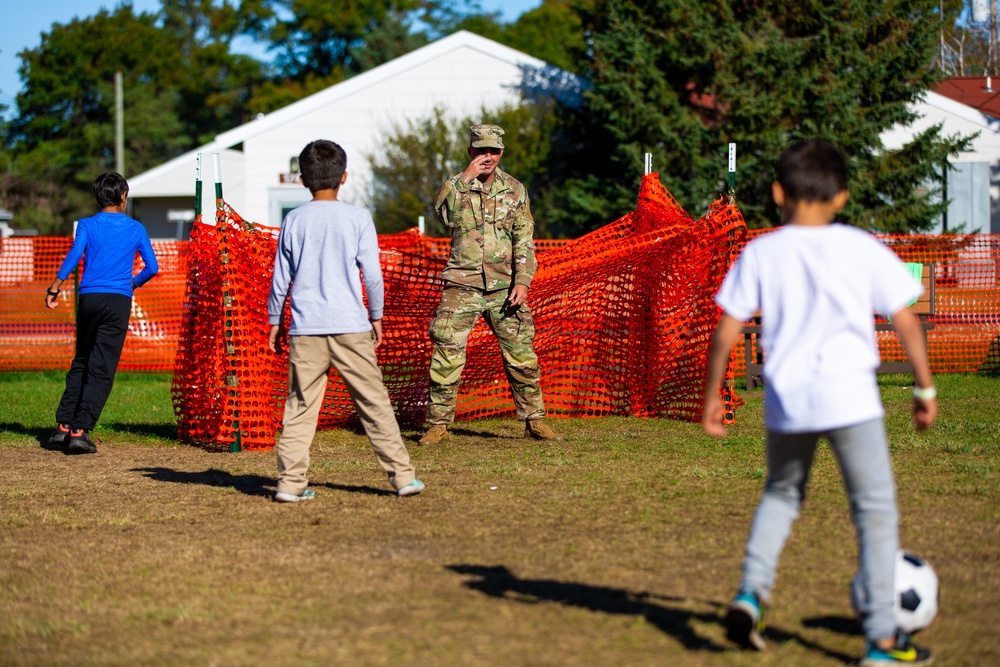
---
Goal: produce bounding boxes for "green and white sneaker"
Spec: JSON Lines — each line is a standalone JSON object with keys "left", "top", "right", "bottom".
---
{"left": 274, "top": 488, "right": 316, "bottom": 503}
{"left": 397, "top": 479, "right": 425, "bottom": 497}
{"left": 726, "top": 589, "right": 767, "bottom": 650}
{"left": 861, "top": 631, "right": 933, "bottom": 665}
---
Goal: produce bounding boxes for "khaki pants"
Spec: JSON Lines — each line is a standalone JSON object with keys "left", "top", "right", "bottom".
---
{"left": 277, "top": 332, "right": 415, "bottom": 495}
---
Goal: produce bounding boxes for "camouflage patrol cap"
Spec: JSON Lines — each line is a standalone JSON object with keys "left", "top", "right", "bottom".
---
{"left": 469, "top": 124, "right": 505, "bottom": 149}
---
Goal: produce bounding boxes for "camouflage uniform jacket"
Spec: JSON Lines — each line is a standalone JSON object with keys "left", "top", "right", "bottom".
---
{"left": 434, "top": 168, "right": 537, "bottom": 291}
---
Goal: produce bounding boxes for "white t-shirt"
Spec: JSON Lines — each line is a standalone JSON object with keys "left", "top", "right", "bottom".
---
{"left": 715, "top": 223, "right": 922, "bottom": 433}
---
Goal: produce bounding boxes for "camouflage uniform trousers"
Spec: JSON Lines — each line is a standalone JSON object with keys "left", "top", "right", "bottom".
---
{"left": 426, "top": 286, "right": 546, "bottom": 424}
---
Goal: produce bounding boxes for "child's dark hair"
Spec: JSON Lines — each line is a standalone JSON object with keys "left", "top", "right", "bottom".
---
{"left": 92, "top": 172, "right": 129, "bottom": 209}
{"left": 299, "top": 140, "right": 347, "bottom": 192}
{"left": 776, "top": 138, "right": 848, "bottom": 202}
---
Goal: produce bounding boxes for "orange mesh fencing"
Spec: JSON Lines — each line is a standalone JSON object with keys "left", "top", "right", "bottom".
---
{"left": 4, "top": 180, "right": 999, "bottom": 451}
{"left": 729, "top": 230, "right": 1000, "bottom": 377}
{"left": 169, "top": 174, "right": 747, "bottom": 450}
{"left": 0, "top": 236, "right": 185, "bottom": 372}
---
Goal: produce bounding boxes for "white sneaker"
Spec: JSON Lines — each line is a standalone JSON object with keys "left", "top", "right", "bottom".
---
{"left": 274, "top": 488, "right": 316, "bottom": 503}
{"left": 397, "top": 479, "right": 425, "bottom": 497}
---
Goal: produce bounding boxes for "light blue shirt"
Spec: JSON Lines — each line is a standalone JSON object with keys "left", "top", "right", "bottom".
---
{"left": 267, "top": 200, "right": 384, "bottom": 335}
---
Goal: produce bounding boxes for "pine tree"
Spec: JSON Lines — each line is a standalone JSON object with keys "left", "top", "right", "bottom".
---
{"left": 554, "top": 0, "right": 972, "bottom": 232}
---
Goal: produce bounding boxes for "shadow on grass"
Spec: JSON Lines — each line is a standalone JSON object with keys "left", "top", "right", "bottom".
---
{"left": 133, "top": 467, "right": 274, "bottom": 498}
{"left": 802, "top": 615, "right": 863, "bottom": 636}
{"left": 0, "top": 422, "right": 67, "bottom": 451}
{"left": 446, "top": 565, "right": 858, "bottom": 663}
{"left": 132, "top": 467, "right": 398, "bottom": 498}
{"left": 321, "top": 482, "right": 395, "bottom": 497}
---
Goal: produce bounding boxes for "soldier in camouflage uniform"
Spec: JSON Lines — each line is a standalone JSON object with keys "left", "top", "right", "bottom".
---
{"left": 419, "top": 124, "right": 561, "bottom": 445}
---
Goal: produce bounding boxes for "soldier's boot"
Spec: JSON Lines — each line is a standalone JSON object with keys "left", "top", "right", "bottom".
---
{"left": 419, "top": 424, "right": 450, "bottom": 446}
{"left": 525, "top": 419, "right": 563, "bottom": 441}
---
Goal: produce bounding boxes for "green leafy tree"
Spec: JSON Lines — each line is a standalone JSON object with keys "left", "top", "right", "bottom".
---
{"left": 503, "top": 1, "right": 587, "bottom": 74}
{"left": 1, "top": 2, "right": 264, "bottom": 234}
{"left": 238, "top": 0, "right": 425, "bottom": 79}
{"left": 556, "top": 0, "right": 972, "bottom": 233}
{"left": 440, "top": 1, "right": 587, "bottom": 75}
{"left": 366, "top": 99, "right": 561, "bottom": 237}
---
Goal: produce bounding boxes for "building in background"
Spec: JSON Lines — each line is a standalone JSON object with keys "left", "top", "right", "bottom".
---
{"left": 128, "top": 33, "right": 1000, "bottom": 239}
{"left": 888, "top": 77, "right": 1000, "bottom": 235}
{"left": 127, "top": 31, "right": 581, "bottom": 238}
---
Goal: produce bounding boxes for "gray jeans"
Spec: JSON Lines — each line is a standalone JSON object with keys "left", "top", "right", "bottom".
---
{"left": 741, "top": 418, "right": 899, "bottom": 642}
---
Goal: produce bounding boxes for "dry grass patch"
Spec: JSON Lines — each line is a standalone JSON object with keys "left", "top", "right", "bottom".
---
{"left": 0, "top": 373, "right": 997, "bottom": 666}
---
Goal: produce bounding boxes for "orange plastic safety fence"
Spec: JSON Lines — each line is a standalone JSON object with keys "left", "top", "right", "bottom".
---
{"left": 6, "top": 188, "right": 999, "bottom": 451}
{"left": 729, "top": 230, "right": 1000, "bottom": 376}
{"left": 0, "top": 236, "right": 185, "bottom": 372}
{"left": 169, "top": 174, "right": 746, "bottom": 450}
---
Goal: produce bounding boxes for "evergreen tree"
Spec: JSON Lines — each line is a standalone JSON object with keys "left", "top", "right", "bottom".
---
{"left": 556, "top": 0, "right": 972, "bottom": 233}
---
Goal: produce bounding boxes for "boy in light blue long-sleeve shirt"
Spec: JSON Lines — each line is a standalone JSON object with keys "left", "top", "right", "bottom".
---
{"left": 267, "top": 139, "right": 424, "bottom": 502}
{"left": 46, "top": 172, "right": 158, "bottom": 454}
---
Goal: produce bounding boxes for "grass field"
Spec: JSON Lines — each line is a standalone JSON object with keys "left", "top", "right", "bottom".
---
{"left": 0, "top": 371, "right": 997, "bottom": 666}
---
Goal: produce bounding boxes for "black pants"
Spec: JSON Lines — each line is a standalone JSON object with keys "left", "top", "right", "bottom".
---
{"left": 56, "top": 293, "right": 132, "bottom": 431}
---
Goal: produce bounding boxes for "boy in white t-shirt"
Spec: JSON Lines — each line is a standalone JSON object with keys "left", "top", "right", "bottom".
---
{"left": 702, "top": 139, "right": 937, "bottom": 665}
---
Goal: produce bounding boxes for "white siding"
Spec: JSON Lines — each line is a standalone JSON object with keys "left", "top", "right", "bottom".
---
{"left": 128, "top": 32, "right": 576, "bottom": 230}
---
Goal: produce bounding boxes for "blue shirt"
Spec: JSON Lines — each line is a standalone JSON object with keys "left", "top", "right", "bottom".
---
{"left": 57, "top": 212, "right": 159, "bottom": 296}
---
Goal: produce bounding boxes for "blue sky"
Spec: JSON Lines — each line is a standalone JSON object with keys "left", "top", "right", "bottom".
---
{"left": 0, "top": 0, "right": 542, "bottom": 117}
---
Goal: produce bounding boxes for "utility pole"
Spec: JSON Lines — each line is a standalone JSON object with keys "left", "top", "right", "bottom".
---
{"left": 115, "top": 71, "right": 124, "bottom": 177}
{"left": 991, "top": 0, "right": 1000, "bottom": 76}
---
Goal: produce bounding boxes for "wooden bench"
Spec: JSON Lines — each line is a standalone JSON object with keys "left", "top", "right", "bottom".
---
{"left": 742, "top": 264, "right": 935, "bottom": 390}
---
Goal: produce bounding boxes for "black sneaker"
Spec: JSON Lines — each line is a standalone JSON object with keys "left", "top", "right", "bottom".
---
{"left": 725, "top": 589, "right": 767, "bottom": 650}
{"left": 860, "top": 631, "right": 933, "bottom": 665}
{"left": 48, "top": 423, "right": 71, "bottom": 445}
{"left": 67, "top": 429, "right": 97, "bottom": 454}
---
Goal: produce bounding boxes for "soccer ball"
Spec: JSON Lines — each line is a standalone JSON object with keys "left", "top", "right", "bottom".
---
{"left": 850, "top": 550, "right": 939, "bottom": 634}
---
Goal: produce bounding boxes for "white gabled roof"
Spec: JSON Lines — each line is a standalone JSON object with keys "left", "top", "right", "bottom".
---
{"left": 921, "top": 90, "right": 1000, "bottom": 132}
{"left": 130, "top": 31, "right": 568, "bottom": 192}
{"left": 215, "top": 30, "right": 555, "bottom": 146}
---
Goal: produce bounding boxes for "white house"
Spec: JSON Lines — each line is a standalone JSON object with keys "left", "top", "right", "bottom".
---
{"left": 129, "top": 30, "right": 1000, "bottom": 238}
{"left": 127, "top": 31, "right": 582, "bottom": 238}
{"left": 882, "top": 90, "right": 1000, "bottom": 234}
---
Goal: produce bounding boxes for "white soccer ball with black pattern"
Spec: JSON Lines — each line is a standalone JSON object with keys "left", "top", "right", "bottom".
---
{"left": 850, "top": 550, "right": 939, "bottom": 634}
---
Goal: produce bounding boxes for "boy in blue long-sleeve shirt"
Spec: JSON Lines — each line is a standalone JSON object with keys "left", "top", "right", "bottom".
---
{"left": 45, "top": 172, "right": 158, "bottom": 454}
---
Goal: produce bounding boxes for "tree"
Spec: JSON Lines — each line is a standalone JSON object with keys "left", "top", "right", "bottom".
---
{"left": 556, "top": 0, "right": 972, "bottom": 233}
{"left": 1, "top": 2, "right": 264, "bottom": 233}
{"left": 238, "top": 0, "right": 425, "bottom": 79}
{"left": 935, "top": 0, "right": 994, "bottom": 76}
{"left": 366, "top": 99, "right": 561, "bottom": 236}
{"left": 503, "top": 1, "right": 587, "bottom": 74}
{"left": 439, "top": 1, "right": 588, "bottom": 75}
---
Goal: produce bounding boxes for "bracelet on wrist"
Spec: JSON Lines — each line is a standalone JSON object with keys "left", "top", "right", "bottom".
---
{"left": 912, "top": 386, "right": 937, "bottom": 400}
{"left": 46, "top": 289, "right": 60, "bottom": 296}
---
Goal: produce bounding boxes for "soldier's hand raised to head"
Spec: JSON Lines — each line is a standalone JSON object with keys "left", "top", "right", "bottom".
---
{"left": 462, "top": 147, "right": 502, "bottom": 184}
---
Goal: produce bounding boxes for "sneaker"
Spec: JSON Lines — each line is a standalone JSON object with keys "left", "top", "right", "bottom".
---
{"left": 397, "top": 479, "right": 425, "bottom": 497}
{"left": 860, "top": 632, "right": 933, "bottom": 666}
{"left": 48, "top": 423, "right": 71, "bottom": 445}
{"left": 725, "top": 589, "right": 767, "bottom": 650}
{"left": 67, "top": 429, "right": 97, "bottom": 454}
{"left": 274, "top": 488, "right": 316, "bottom": 503}
{"left": 419, "top": 424, "right": 450, "bottom": 446}
{"left": 524, "top": 419, "right": 563, "bottom": 441}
